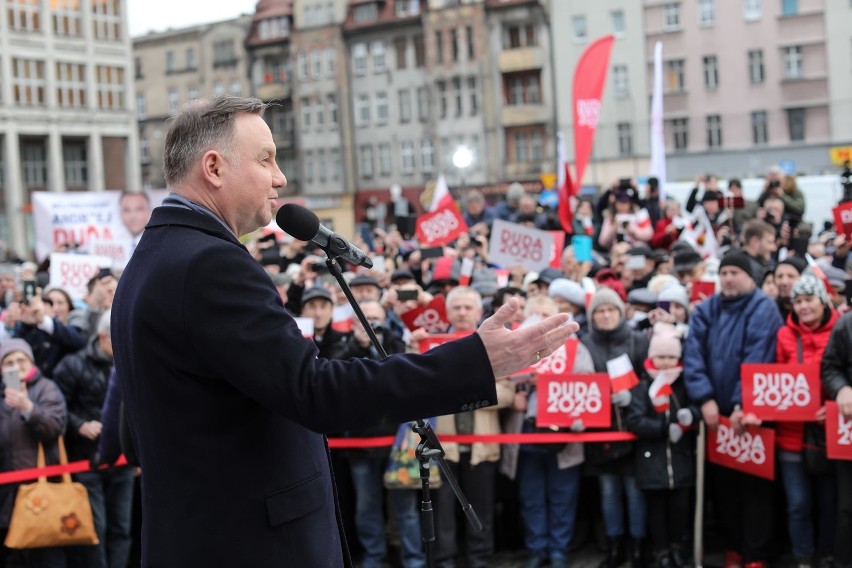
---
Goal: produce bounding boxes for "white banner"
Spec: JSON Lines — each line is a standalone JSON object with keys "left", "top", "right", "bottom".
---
{"left": 489, "top": 220, "right": 554, "bottom": 273}
{"left": 48, "top": 253, "right": 114, "bottom": 301}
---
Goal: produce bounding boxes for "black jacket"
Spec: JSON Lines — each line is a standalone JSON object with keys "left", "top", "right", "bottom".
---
{"left": 53, "top": 336, "right": 112, "bottom": 461}
{"left": 111, "top": 205, "right": 498, "bottom": 567}
{"left": 14, "top": 319, "right": 87, "bottom": 378}
{"left": 624, "top": 375, "right": 700, "bottom": 490}
{"left": 822, "top": 311, "right": 852, "bottom": 401}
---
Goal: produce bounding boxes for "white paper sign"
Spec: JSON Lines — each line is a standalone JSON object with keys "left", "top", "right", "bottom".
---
{"left": 488, "top": 220, "right": 554, "bottom": 273}
{"left": 293, "top": 317, "right": 315, "bottom": 339}
{"left": 48, "top": 253, "right": 114, "bottom": 301}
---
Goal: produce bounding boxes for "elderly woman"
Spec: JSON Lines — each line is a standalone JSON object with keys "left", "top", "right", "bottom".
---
{"left": 0, "top": 338, "right": 67, "bottom": 567}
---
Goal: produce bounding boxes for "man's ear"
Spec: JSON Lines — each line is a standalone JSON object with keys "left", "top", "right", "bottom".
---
{"left": 200, "top": 150, "right": 226, "bottom": 188}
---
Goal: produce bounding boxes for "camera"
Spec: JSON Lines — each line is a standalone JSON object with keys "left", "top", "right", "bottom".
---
{"left": 369, "top": 322, "right": 385, "bottom": 335}
{"left": 618, "top": 178, "right": 632, "bottom": 191}
{"left": 768, "top": 180, "right": 781, "bottom": 190}
{"left": 310, "top": 262, "right": 328, "bottom": 273}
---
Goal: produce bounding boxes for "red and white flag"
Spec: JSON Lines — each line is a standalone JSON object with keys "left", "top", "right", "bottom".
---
{"left": 805, "top": 254, "right": 837, "bottom": 296}
{"left": 647, "top": 368, "right": 679, "bottom": 413}
{"left": 635, "top": 208, "right": 652, "bottom": 231}
{"left": 606, "top": 354, "right": 640, "bottom": 393}
{"left": 428, "top": 174, "right": 453, "bottom": 212}
{"left": 459, "top": 257, "right": 474, "bottom": 286}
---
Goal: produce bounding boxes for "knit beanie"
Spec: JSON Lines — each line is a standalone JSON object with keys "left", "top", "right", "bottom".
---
{"left": 648, "top": 323, "right": 683, "bottom": 359}
{"left": 718, "top": 250, "right": 753, "bottom": 276}
{"left": 791, "top": 273, "right": 831, "bottom": 307}
{"left": 657, "top": 285, "right": 690, "bottom": 309}
{"left": 588, "top": 287, "right": 625, "bottom": 319}
{"left": 0, "top": 339, "right": 34, "bottom": 365}
{"left": 777, "top": 255, "right": 807, "bottom": 275}
{"left": 548, "top": 278, "right": 586, "bottom": 307}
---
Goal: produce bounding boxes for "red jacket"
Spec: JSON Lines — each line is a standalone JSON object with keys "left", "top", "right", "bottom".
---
{"left": 774, "top": 309, "right": 839, "bottom": 452}
{"left": 651, "top": 218, "right": 681, "bottom": 250}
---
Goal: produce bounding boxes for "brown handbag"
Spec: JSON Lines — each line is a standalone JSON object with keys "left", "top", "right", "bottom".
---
{"left": 4, "top": 437, "right": 99, "bottom": 549}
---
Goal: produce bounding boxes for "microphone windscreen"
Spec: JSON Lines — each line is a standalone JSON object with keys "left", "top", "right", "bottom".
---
{"left": 276, "top": 204, "right": 319, "bottom": 241}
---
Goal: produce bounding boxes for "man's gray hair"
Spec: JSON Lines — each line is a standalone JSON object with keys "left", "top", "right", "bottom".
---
{"left": 98, "top": 308, "right": 111, "bottom": 337}
{"left": 163, "top": 96, "right": 268, "bottom": 187}
{"left": 446, "top": 286, "right": 482, "bottom": 308}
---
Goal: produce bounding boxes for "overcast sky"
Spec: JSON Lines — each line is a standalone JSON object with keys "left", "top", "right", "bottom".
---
{"left": 128, "top": 0, "right": 258, "bottom": 37}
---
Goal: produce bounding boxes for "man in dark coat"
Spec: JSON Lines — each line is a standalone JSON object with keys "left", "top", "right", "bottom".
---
{"left": 110, "top": 95, "right": 576, "bottom": 567}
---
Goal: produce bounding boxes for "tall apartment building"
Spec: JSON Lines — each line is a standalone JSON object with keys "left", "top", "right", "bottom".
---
{"left": 133, "top": 15, "right": 252, "bottom": 188}
{"left": 551, "top": 0, "right": 651, "bottom": 188}
{"left": 643, "top": 0, "right": 837, "bottom": 179}
{"left": 0, "top": 0, "right": 139, "bottom": 258}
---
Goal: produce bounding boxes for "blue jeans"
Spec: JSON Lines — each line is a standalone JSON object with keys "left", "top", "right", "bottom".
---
{"left": 517, "top": 450, "right": 581, "bottom": 559}
{"left": 67, "top": 467, "right": 135, "bottom": 568}
{"left": 780, "top": 457, "right": 837, "bottom": 558}
{"left": 349, "top": 456, "right": 425, "bottom": 568}
{"left": 599, "top": 473, "right": 647, "bottom": 539}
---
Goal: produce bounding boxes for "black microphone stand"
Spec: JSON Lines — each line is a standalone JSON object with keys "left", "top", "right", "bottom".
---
{"left": 325, "top": 257, "right": 482, "bottom": 568}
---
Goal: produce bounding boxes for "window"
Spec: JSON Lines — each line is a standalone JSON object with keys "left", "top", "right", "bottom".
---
{"left": 12, "top": 58, "right": 46, "bottom": 106}
{"left": 297, "top": 53, "right": 307, "bottom": 79}
{"left": 396, "top": 0, "right": 420, "bottom": 16}
{"left": 168, "top": 89, "right": 179, "bottom": 115}
{"left": 134, "top": 57, "right": 142, "bottom": 79}
{"left": 63, "top": 141, "right": 88, "bottom": 186}
{"left": 665, "top": 60, "right": 685, "bottom": 92}
{"left": 784, "top": 46, "right": 802, "bottom": 79}
{"left": 782, "top": 0, "right": 798, "bottom": 15}
{"left": 356, "top": 94, "right": 370, "bottom": 126}
{"left": 304, "top": 150, "right": 314, "bottom": 183}
{"left": 435, "top": 31, "right": 444, "bottom": 63}
{"left": 452, "top": 77, "right": 462, "bottom": 117}
{"left": 505, "top": 72, "right": 541, "bottom": 105}
{"left": 421, "top": 139, "right": 434, "bottom": 172}
{"left": 213, "top": 81, "right": 224, "bottom": 95}
{"left": 92, "top": 0, "right": 121, "bottom": 40}
{"left": 611, "top": 10, "right": 625, "bottom": 36}
{"left": 530, "top": 131, "right": 543, "bottom": 161}
{"left": 96, "top": 65, "right": 124, "bottom": 110}
{"left": 417, "top": 86, "right": 430, "bottom": 121}
{"left": 56, "top": 62, "right": 86, "bottom": 108}
{"left": 503, "top": 24, "right": 537, "bottom": 48}
{"left": 751, "top": 111, "right": 768, "bottom": 144}
{"left": 316, "top": 99, "right": 324, "bottom": 129}
{"left": 327, "top": 95, "right": 338, "bottom": 127}
{"left": 706, "top": 115, "right": 722, "bottom": 148}
{"left": 353, "top": 3, "right": 377, "bottom": 22}
{"left": 703, "top": 55, "right": 719, "bottom": 89}
{"left": 372, "top": 41, "right": 386, "bottom": 72}
{"left": 326, "top": 2, "right": 334, "bottom": 24}
{"left": 213, "top": 40, "right": 236, "bottom": 66}
{"left": 466, "top": 26, "right": 474, "bottom": 59}
{"left": 301, "top": 97, "right": 311, "bottom": 128}
{"left": 744, "top": 0, "right": 761, "bottom": 20}
{"left": 258, "top": 16, "right": 288, "bottom": 40}
{"left": 304, "top": 4, "right": 315, "bottom": 26}
{"left": 748, "top": 49, "right": 765, "bottom": 83}
{"left": 698, "top": 0, "right": 715, "bottom": 26}
{"left": 325, "top": 48, "right": 336, "bottom": 77}
{"left": 311, "top": 50, "right": 321, "bottom": 79}
{"left": 352, "top": 43, "right": 367, "bottom": 75}
{"left": 395, "top": 38, "right": 407, "bottom": 69}
{"left": 318, "top": 149, "right": 327, "bottom": 182}
{"left": 360, "top": 146, "right": 374, "bottom": 178}
{"left": 613, "top": 65, "right": 629, "bottom": 98}
{"left": 53, "top": 0, "right": 82, "bottom": 36}
{"left": 140, "top": 136, "right": 149, "bottom": 163}
{"left": 787, "top": 108, "right": 805, "bottom": 141}
{"left": 186, "top": 48, "right": 196, "bottom": 70}
{"left": 670, "top": 118, "right": 689, "bottom": 150}
{"left": 22, "top": 140, "right": 47, "bottom": 187}
{"left": 451, "top": 29, "right": 459, "bottom": 62}
{"left": 136, "top": 93, "right": 146, "bottom": 118}
{"left": 401, "top": 141, "right": 415, "bottom": 173}
{"left": 331, "top": 149, "right": 341, "bottom": 180}
{"left": 379, "top": 144, "right": 392, "bottom": 176}
{"left": 468, "top": 77, "right": 478, "bottom": 116}
{"left": 663, "top": 3, "right": 680, "bottom": 29}
{"left": 617, "top": 123, "right": 633, "bottom": 156}
{"left": 166, "top": 51, "right": 175, "bottom": 73}
{"left": 188, "top": 86, "right": 198, "bottom": 101}
{"left": 414, "top": 34, "right": 426, "bottom": 67}
{"left": 375, "top": 91, "right": 388, "bottom": 124}
{"left": 572, "top": 16, "right": 587, "bottom": 41}
{"left": 507, "top": 128, "right": 545, "bottom": 162}
{"left": 8, "top": 0, "right": 41, "bottom": 31}
{"left": 437, "top": 80, "right": 447, "bottom": 119}
{"left": 230, "top": 80, "right": 241, "bottom": 96}
{"left": 262, "top": 56, "right": 285, "bottom": 84}
{"left": 399, "top": 89, "right": 412, "bottom": 122}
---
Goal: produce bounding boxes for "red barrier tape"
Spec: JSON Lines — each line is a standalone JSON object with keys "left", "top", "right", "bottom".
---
{"left": 0, "top": 432, "right": 636, "bottom": 486}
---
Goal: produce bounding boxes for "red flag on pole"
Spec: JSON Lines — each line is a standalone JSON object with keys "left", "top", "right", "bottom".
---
{"left": 558, "top": 162, "right": 576, "bottom": 233}
{"left": 572, "top": 35, "right": 615, "bottom": 188}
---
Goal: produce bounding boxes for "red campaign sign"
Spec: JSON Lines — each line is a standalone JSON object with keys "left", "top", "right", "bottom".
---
{"left": 548, "top": 231, "right": 565, "bottom": 269}
{"left": 418, "top": 331, "right": 474, "bottom": 354}
{"left": 707, "top": 417, "right": 775, "bottom": 480}
{"left": 512, "top": 339, "right": 579, "bottom": 380}
{"left": 826, "top": 402, "right": 852, "bottom": 461}
{"left": 415, "top": 203, "right": 468, "bottom": 247}
{"left": 741, "top": 363, "right": 822, "bottom": 421}
{"left": 536, "top": 373, "right": 611, "bottom": 429}
{"left": 834, "top": 202, "right": 852, "bottom": 240}
{"left": 690, "top": 281, "right": 716, "bottom": 303}
{"left": 400, "top": 296, "right": 450, "bottom": 333}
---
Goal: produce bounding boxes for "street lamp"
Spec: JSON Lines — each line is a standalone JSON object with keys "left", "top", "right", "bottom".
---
{"left": 452, "top": 145, "right": 474, "bottom": 195}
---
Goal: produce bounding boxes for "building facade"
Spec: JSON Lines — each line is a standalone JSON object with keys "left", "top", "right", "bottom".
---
{"left": 0, "top": 0, "right": 139, "bottom": 258}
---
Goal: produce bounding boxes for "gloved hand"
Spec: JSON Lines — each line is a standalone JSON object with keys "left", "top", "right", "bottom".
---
{"left": 611, "top": 390, "right": 632, "bottom": 408}
{"left": 669, "top": 423, "right": 684, "bottom": 444}
{"left": 570, "top": 419, "right": 585, "bottom": 433}
{"left": 677, "top": 408, "right": 694, "bottom": 426}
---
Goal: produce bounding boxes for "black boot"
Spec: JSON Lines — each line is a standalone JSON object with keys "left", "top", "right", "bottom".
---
{"left": 656, "top": 550, "right": 674, "bottom": 568}
{"left": 631, "top": 538, "right": 648, "bottom": 568}
{"left": 599, "top": 536, "right": 626, "bottom": 568}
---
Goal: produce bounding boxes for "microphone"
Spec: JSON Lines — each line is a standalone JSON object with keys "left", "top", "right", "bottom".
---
{"left": 276, "top": 204, "right": 373, "bottom": 269}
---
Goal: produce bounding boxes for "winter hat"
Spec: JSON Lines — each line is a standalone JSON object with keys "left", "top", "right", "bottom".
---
{"left": 471, "top": 268, "right": 498, "bottom": 297}
{"left": 791, "top": 274, "right": 831, "bottom": 307}
{"left": 301, "top": 286, "right": 333, "bottom": 307}
{"left": 776, "top": 256, "right": 807, "bottom": 275}
{"left": 588, "top": 287, "right": 625, "bottom": 319}
{"left": 0, "top": 339, "right": 34, "bottom": 365}
{"left": 718, "top": 250, "right": 753, "bottom": 276}
{"left": 647, "top": 274, "right": 680, "bottom": 295}
{"left": 657, "top": 285, "right": 690, "bottom": 309}
{"left": 548, "top": 278, "right": 586, "bottom": 307}
{"left": 648, "top": 323, "right": 683, "bottom": 359}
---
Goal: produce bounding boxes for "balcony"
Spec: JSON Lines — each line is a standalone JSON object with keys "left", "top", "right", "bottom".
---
{"left": 499, "top": 47, "right": 545, "bottom": 73}
{"left": 256, "top": 80, "right": 291, "bottom": 101}
{"left": 501, "top": 104, "right": 550, "bottom": 127}
{"left": 505, "top": 160, "right": 547, "bottom": 179}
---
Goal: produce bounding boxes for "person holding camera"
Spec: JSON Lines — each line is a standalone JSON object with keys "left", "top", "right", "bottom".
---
{"left": 599, "top": 180, "right": 654, "bottom": 250}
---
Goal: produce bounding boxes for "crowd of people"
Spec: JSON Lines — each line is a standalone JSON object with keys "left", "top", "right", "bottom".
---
{"left": 0, "top": 166, "right": 850, "bottom": 568}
